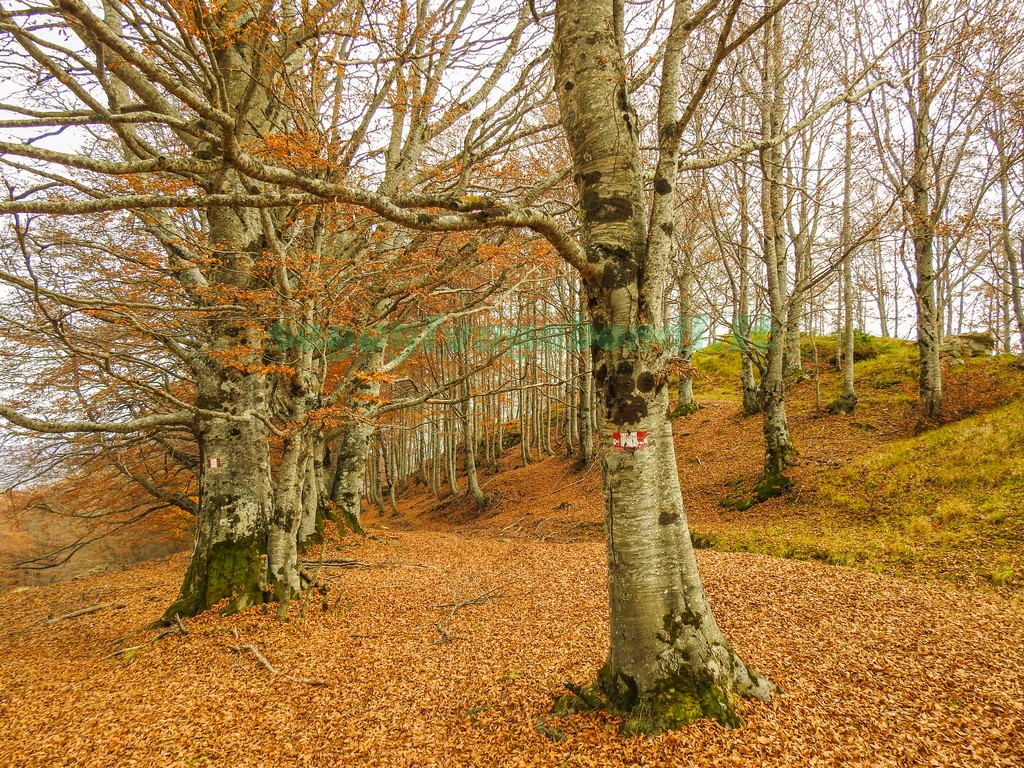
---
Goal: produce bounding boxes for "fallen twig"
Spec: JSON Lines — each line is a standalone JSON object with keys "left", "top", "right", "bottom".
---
{"left": 46, "top": 601, "right": 122, "bottom": 624}
{"left": 498, "top": 516, "right": 528, "bottom": 536}
{"left": 300, "top": 558, "right": 435, "bottom": 570}
{"left": 434, "top": 584, "right": 509, "bottom": 610}
{"left": 225, "top": 643, "right": 329, "bottom": 686}
{"left": 229, "top": 643, "right": 278, "bottom": 674}
{"left": 104, "top": 627, "right": 174, "bottom": 659}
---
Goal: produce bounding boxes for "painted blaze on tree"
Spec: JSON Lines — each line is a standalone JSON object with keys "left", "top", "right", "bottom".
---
{"left": 551, "top": 0, "right": 774, "bottom": 733}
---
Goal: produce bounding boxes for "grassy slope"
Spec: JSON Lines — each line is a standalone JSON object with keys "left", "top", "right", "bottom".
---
{"left": 687, "top": 337, "right": 1024, "bottom": 595}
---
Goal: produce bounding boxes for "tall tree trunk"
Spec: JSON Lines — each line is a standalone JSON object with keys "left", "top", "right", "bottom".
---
{"left": 834, "top": 102, "right": 858, "bottom": 414}
{"left": 460, "top": 359, "right": 489, "bottom": 508}
{"left": 673, "top": 264, "right": 697, "bottom": 417}
{"left": 553, "top": 0, "right": 773, "bottom": 733}
{"left": 999, "top": 156, "right": 1024, "bottom": 351}
{"left": 735, "top": 157, "right": 761, "bottom": 416}
{"left": 577, "top": 292, "right": 595, "bottom": 466}
{"left": 757, "top": 7, "right": 795, "bottom": 478}
{"left": 909, "top": 1, "right": 942, "bottom": 419}
{"left": 565, "top": 277, "right": 578, "bottom": 454}
{"left": 297, "top": 447, "right": 321, "bottom": 551}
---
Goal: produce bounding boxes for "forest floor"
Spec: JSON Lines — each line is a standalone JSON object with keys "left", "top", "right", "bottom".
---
{"left": 3, "top": 355, "right": 1024, "bottom": 767}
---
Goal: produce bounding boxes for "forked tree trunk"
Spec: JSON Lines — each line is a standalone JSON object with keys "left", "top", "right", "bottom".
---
{"left": 553, "top": 0, "right": 773, "bottom": 732}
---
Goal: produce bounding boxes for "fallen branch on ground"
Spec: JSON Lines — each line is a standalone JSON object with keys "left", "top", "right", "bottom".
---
{"left": 433, "top": 622, "right": 452, "bottom": 644}
{"left": 300, "top": 558, "right": 434, "bottom": 570}
{"left": 498, "top": 516, "right": 528, "bottom": 536}
{"left": 434, "top": 584, "right": 509, "bottom": 610}
{"left": 104, "top": 627, "right": 175, "bottom": 659}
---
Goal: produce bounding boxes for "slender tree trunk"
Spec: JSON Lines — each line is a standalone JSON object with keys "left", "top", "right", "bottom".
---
{"left": 445, "top": 407, "right": 460, "bottom": 496}
{"left": 674, "top": 269, "right": 697, "bottom": 416}
{"left": 909, "top": 1, "right": 942, "bottom": 418}
{"left": 736, "top": 159, "right": 761, "bottom": 416}
{"left": 784, "top": 235, "right": 807, "bottom": 377}
{"left": 577, "top": 293, "right": 595, "bottom": 465}
{"left": 758, "top": 7, "right": 795, "bottom": 478}
{"left": 999, "top": 162, "right": 1024, "bottom": 351}
{"left": 565, "top": 278, "right": 578, "bottom": 454}
{"left": 297, "top": 446, "right": 321, "bottom": 551}
{"left": 329, "top": 420, "right": 374, "bottom": 534}
{"left": 834, "top": 101, "right": 858, "bottom": 414}
{"left": 460, "top": 354, "right": 488, "bottom": 507}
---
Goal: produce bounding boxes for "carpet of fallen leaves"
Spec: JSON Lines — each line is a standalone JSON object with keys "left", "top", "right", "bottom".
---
{"left": 2, "top": 527, "right": 1023, "bottom": 767}
{"left": 3, "top": 394, "right": 1023, "bottom": 766}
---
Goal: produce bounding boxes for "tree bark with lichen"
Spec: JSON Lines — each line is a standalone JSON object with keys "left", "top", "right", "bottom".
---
{"left": 552, "top": 0, "right": 775, "bottom": 733}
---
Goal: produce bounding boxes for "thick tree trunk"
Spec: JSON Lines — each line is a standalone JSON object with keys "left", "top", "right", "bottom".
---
{"left": 165, "top": 373, "right": 274, "bottom": 620}
{"left": 553, "top": 0, "right": 773, "bottom": 732}
{"left": 596, "top": 378, "right": 773, "bottom": 732}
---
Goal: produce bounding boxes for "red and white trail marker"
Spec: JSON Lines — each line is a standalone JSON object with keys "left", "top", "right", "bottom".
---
{"left": 205, "top": 457, "right": 223, "bottom": 469}
{"left": 612, "top": 431, "right": 648, "bottom": 452}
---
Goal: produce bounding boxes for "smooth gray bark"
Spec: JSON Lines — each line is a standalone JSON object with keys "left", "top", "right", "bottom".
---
{"left": 552, "top": 0, "right": 774, "bottom": 732}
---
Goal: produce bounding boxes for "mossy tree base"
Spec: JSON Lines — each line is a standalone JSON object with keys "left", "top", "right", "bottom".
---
{"left": 556, "top": 659, "right": 769, "bottom": 735}
{"left": 162, "top": 537, "right": 269, "bottom": 622}
{"left": 723, "top": 472, "right": 792, "bottom": 512}
{"left": 670, "top": 401, "right": 699, "bottom": 418}
{"left": 827, "top": 392, "right": 859, "bottom": 414}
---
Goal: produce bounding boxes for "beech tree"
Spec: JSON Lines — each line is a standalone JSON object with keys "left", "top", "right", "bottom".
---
{"left": 857, "top": 0, "right": 1014, "bottom": 417}
{"left": 549, "top": 0, "right": 784, "bottom": 731}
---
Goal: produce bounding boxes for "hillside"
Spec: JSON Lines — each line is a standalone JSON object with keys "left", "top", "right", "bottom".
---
{"left": 2, "top": 341, "right": 1023, "bottom": 766}
{"left": 393, "top": 346, "right": 1024, "bottom": 596}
